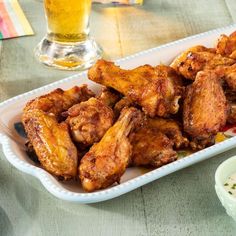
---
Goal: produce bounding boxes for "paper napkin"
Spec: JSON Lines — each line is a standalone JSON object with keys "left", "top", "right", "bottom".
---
{"left": 0, "top": 0, "right": 34, "bottom": 39}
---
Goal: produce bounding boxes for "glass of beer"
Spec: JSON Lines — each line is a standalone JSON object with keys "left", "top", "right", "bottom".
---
{"left": 35, "top": 0, "right": 102, "bottom": 70}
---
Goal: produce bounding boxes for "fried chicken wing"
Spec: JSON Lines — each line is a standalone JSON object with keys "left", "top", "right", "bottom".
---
{"left": 170, "top": 45, "right": 235, "bottom": 80}
{"left": 65, "top": 98, "right": 114, "bottom": 146}
{"left": 24, "top": 85, "right": 94, "bottom": 119}
{"left": 130, "top": 127, "right": 177, "bottom": 168}
{"left": 64, "top": 88, "right": 120, "bottom": 146}
{"left": 147, "top": 118, "right": 189, "bottom": 148}
{"left": 22, "top": 85, "right": 94, "bottom": 179}
{"left": 79, "top": 107, "right": 142, "bottom": 192}
{"left": 183, "top": 71, "right": 228, "bottom": 149}
{"left": 88, "top": 60, "right": 183, "bottom": 117}
{"left": 23, "top": 110, "right": 78, "bottom": 179}
{"left": 129, "top": 117, "right": 187, "bottom": 168}
{"left": 216, "top": 31, "right": 236, "bottom": 59}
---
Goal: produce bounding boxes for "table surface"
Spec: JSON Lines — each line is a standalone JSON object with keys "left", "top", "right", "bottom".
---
{"left": 1, "top": 0, "right": 236, "bottom": 235}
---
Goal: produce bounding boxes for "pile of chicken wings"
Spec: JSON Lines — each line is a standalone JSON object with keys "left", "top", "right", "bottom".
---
{"left": 22, "top": 31, "right": 236, "bottom": 192}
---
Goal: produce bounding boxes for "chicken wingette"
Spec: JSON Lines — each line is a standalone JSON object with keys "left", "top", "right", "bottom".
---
{"left": 24, "top": 110, "right": 78, "bottom": 179}
{"left": 88, "top": 60, "right": 183, "bottom": 117}
{"left": 129, "top": 117, "right": 188, "bottom": 168}
{"left": 22, "top": 85, "right": 94, "bottom": 179}
{"left": 79, "top": 107, "right": 142, "bottom": 192}
{"left": 130, "top": 127, "right": 177, "bottom": 168}
{"left": 183, "top": 71, "right": 228, "bottom": 149}
{"left": 170, "top": 45, "right": 235, "bottom": 80}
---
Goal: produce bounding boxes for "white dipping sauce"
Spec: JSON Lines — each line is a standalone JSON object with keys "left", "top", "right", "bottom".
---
{"left": 224, "top": 173, "right": 236, "bottom": 197}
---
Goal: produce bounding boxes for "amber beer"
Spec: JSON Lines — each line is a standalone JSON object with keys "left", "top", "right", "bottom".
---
{"left": 44, "top": 0, "right": 92, "bottom": 43}
{"left": 35, "top": 0, "right": 101, "bottom": 70}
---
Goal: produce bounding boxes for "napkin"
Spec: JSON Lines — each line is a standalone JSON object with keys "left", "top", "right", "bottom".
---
{"left": 0, "top": 0, "right": 34, "bottom": 39}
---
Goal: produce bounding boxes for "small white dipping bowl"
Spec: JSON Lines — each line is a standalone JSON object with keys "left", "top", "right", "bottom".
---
{"left": 215, "top": 155, "right": 236, "bottom": 222}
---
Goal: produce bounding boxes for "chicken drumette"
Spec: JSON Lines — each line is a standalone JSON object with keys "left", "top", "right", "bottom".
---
{"left": 183, "top": 71, "right": 228, "bottom": 149}
{"left": 22, "top": 85, "right": 94, "bottom": 179}
{"left": 64, "top": 88, "right": 120, "bottom": 146}
{"left": 88, "top": 60, "right": 183, "bottom": 117}
{"left": 79, "top": 107, "right": 142, "bottom": 192}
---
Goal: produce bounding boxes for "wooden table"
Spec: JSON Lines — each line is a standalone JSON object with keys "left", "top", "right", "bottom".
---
{"left": 0, "top": 0, "right": 236, "bottom": 235}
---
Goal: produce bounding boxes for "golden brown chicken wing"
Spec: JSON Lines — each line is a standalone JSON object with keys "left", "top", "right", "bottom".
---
{"left": 88, "top": 60, "right": 183, "bottom": 117}
{"left": 129, "top": 117, "right": 187, "bottom": 168}
{"left": 65, "top": 98, "right": 114, "bottom": 146}
{"left": 24, "top": 85, "right": 94, "bottom": 119}
{"left": 23, "top": 110, "right": 78, "bottom": 179}
{"left": 170, "top": 45, "right": 235, "bottom": 80}
{"left": 216, "top": 31, "right": 236, "bottom": 59}
{"left": 79, "top": 107, "right": 142, "bottom": 192}
{"left": 130, "top": 127, "right": 177, "bottom": 168}
{"left": 22, "top": 85, "right": 94, "bottom": 179}
{"left": 147, "top": 118, "right": 189, "bottom": 148}
{"left": 183, "top": 71, "right": 228, "bottom": 149}
{"left": 64, "top": 88, "right": 120, "bottom": 146}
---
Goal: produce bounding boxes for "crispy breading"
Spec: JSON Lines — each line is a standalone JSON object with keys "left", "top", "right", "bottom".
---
{"left": 170, "top": 45, "right": 235, "bottom": 80}
{"left": 23, "top": 110, "right": 78, "bottom": 179}
{"left": 130, "top": 127, "right": 177, "bottom": 168}
{"left": 64, "top": 88, "right": 120, "bottom": 146}
{"left": 147, "top": 118, "right": 189, "bottom": 149}
{"left": 88, "top": 60, "right": 183, "bottom": 117}
{"left": 22, "top": 85, "right": 94, "bottom": 179}
{"left": 24, "top": 85, "right": 94, "bottom": 119}
{"left": 79, "top": 107, "right": 142, "bottom": 192}
{"left": 183, "top": 71, "right": 228, "bottom": 149}
{"left": 66, "top": 97, "right": 114, "bottom": 146}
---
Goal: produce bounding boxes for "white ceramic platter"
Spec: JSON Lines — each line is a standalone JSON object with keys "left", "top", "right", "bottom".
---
{"left": 1, "top": 24, "right": 236, "bottom": 203}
